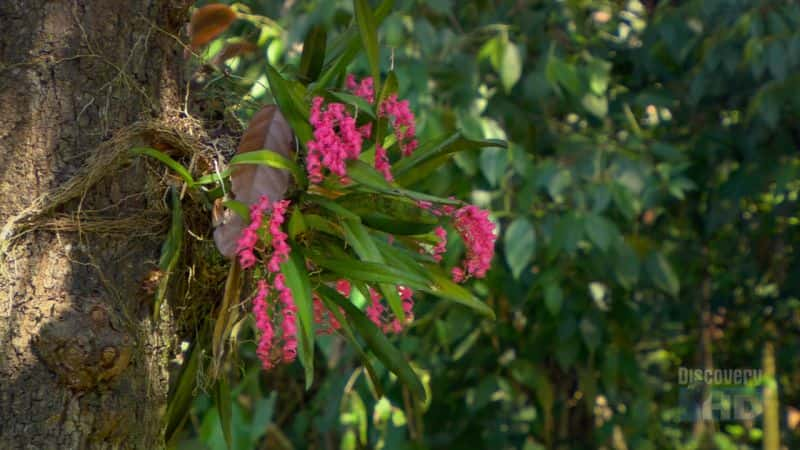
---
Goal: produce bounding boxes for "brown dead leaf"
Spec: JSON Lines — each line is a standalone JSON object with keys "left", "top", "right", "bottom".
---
{"left": 189, "top": 4, "right": 237, "bottom": 49}
{"left": 211, "top": 41, "right": 258, "bottom": 66}
{"left": 214, "top": 105, "right": 296, "bottom": 257}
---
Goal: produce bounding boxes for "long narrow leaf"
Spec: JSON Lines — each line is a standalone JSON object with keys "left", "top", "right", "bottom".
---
{"left": 230, "top": 149, "right": 308, "bottom": 188}
{"left": 317, "top": 284, "right": 425, "bottom": 399}
{"left": 280, "top": 246, "right": 315, "bottom": 388}
{"left": 393, "top": 133, "right": 508, "bottom": 180}
{"left": 354, "top": 0, "right": 381, "bottom": 92}
{"left": 264, "top": 63, "right": 313, "bottom": 143}
{"left": 154, "top": 188, "right": 183, "bottom": 321}
{"left": 215, "top": 376, "right": 233, "bottom": 450}
{"left": 298, "top": 25, "right": 327, "bottom": 83}
{"left": 421, "top": 265, "right": 496, "bottom": 319}
{"left": 314, "top": 256, "right": 428, "bottom": 289}
{"left": 131, "top": 147, "right": 195, "bottom": 186}
{"left": 317, "top": 292, "right": 384, "bottom": 398}
{"left": 341, "top": 220, "right": 405, "bottom": 321}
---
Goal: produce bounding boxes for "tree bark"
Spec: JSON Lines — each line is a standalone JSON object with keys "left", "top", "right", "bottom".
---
{"left": 0, "top": 0, "right": 191, "bottom": 448}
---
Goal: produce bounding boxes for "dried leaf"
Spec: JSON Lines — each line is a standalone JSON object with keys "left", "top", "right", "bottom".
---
{"left": 189, "top": 4, "right": 237, "bottom": 49}
{"left": 214, "top": 105, "right": 296, "bottom": 257}
{"left": 211, "top": 41, "right": 258, "bottom": 66}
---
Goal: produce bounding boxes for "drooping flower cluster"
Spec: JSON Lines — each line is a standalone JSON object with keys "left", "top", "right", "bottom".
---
{"left": 235, "top": 195, "right": 301, "bottom": 368}
{"left": 266, "top": 200, "right": 290, "bottom": 272}
{"left": 306, "top": 97, "right": 364, "bottom": 183}
{"left": 235, "top": 196, "right": 271, "bottom": 269}
{"left": 274, "top": 273, "right": 297, "bottom": 362}
{"left": 252, "top": 279, "right": 274, "bottom": 369}
{"left": 452, "top": 205, "right": 497, "bottom": 281}
{"left": 379, "top": 94, "right": 418, "bottom": 157}
{"left": 416, "top": 201, "right": 495, "bottom": 282}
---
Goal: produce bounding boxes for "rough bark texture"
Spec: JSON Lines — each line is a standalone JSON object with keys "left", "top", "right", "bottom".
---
{"left": 0, "top": 0, "right": 191, "bottom": 448}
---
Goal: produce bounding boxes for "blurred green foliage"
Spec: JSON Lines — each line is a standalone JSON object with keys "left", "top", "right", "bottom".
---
{"left": 177, "top": 0, "right": 800, "bottom": 448}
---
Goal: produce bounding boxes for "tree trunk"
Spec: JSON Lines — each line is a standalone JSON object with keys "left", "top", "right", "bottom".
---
{"left": 0, "top": 0, "right": 191, "bottom": 448}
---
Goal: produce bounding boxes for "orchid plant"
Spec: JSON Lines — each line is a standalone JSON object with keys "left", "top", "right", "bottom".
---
{"left": 134, "top": 0, "right": 507, "bottom": 401}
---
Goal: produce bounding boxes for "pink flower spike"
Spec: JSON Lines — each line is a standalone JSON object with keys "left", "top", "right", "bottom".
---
{"left": 252, "top": 279, "right": 275, "bottom": 370}
{"left": 379, "top": 94, "right": 418, "bottom": 157}
{"left": 236, "top": 195, "right": 272, "bottom": 269}
{"left": 275, "top": 273, "right": 298, "bottom": 363}
{"left": 266, "top": 200, "right": 291, "bottom": 273}
{"left": 452, "top": 205, "right": 497, "bottom": 280}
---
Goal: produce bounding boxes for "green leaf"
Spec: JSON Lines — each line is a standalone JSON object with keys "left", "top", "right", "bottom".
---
{"left": 341, "top": 219, "right": 405, "bottom": 321}
{"left": 317, "top": 294, "right": 384, "bottom": 397}
{"left": 505, "top": 218, "right": 535, "bottom": 279}
{"left": 645, "top": 251, "right": 680, "bottom": 296}
{"left": 288, "top": 206, "right": 307, "bottom": 239}
{"left": 583, "top": 213, "right": 619, "bottom": 252}
{"left": 165, "top": 341, "right": 201, "bottom": 445}
{"left": 543, "top": 282, "right": 563, "bottom": 316}
{"left": 613, "top": 241, "right": 640, "bottom": 289}
{"left": 280, "top": 247, "right": 316, "bottom": 388}
{"left": 393, "top": 132, "right": 507, "bottom": 184}
{"left": 230, "top": 149, "right": 308, "bottom": 188}
{"left": 581, "top": 94, "right": 608, "bottom": 118}
{"left": 347, "top": 159, "right": 395, "bottom": 192}
{"left": 317, "top": 0, "right": 393, "bottom": 90}
{"left": 222, "top": 200, "right": 249, "bottom": 221}
{"left": 306, "top": 193, "right": 362, "bottom": 221}
{"left": 328, "top": 91, "right": 376, "bottom": 118}
{"left": 500, "top": 40, "right": 522, "bottom": 93}
{"left": 314, "top": 256, "right": 429, "bottom": 289}
{"left": 298, "top": 25, "right": 327, "bottom": 83}
{"left": 215, "top": 376, "right": 232, "bottom": 450}
{"left": 131, "top": 147, "right": 195, "bottom": 186}
{"left": 336, "top": 193, "right": 438, "bottom": 235}
{"left": 421, "top": 266, "right": 496, "bottom": 319}
{"left": 154, "top": 188, "right": 183, "bottom": 320}
{"left": 354, "top": 0, "right": 381, "bottom": 92}
{"left": 317, "top": 284, "right": 426, "bottom": 399}
{"left": 480, "top": 147, "right": 508, "bottom": 187}
{"left": 378, "top": 70, "right": 398, "bottom": 105}
{"left": 264, "top": 63, "right": 313, "bottom": 143}
{"left": 195, "top": 167, "right": 231, "bottom": 185}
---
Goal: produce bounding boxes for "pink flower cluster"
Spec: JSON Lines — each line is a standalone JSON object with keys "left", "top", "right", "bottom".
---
{"left": 379, "top": 94, "right": 417, "bottom": 157}
{"left": 307, "top": 75, "right": 419, "bottom": 184}
{"left": 236, "top": 196, "right": 271, "bottom": 269}
{"left": 266, "top": 200, "right": 290, "bottom": 272}
{"left": 346, "top": 74, "right": 375, "bottom": 103}
{"left": 366, "top": 286, "right": 415, "bottom": 334}
{"left": 307, "top": 97, "right": 364, "bottom": 183}
{"left": 235, "top": 195, "right": 300, "bottom": 369}
{"left": 252, "top": 279, "right": 274, "bottom": 370}
{"left": 417, "top": 201, "right": 496, "bottom": 282}
{"left": 274, "top": 274, "right": 297, "bottom": 363}
{"left": 452, "top": 205, "right": 496, "bottom": 281}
